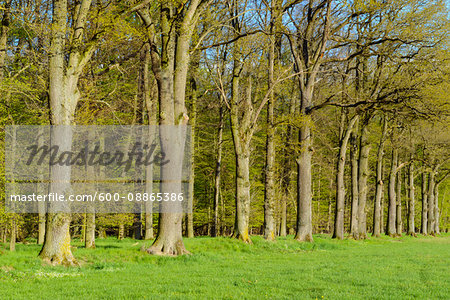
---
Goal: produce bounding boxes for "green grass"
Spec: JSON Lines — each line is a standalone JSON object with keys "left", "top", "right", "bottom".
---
{"left": 0, "top": 234, "right": 449, "bottom": 299}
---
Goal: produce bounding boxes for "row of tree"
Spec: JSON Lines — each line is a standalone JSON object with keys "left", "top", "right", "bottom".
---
{"left": 0, "top": 0, "right": 448, "bottom": 264}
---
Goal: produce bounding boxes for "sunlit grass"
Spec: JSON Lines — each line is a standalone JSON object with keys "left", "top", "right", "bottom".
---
{"left": 0, "top": 234, "right": 448, "bottom": 299}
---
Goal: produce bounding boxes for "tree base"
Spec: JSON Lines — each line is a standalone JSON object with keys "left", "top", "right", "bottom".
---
{"left": 264, "top": 230, "right": 275, "bottom": 241}
{"left": 39, "top": 250, "right": 78, "bottom": 267}
{"left": 294, "top": 232, "right": 313, "bottom": 242}
{"left": 145, "top": 238, "right": 190, "bottom": 256}
{"left": 232, "top": 231, "right": 252, "bottom": 244}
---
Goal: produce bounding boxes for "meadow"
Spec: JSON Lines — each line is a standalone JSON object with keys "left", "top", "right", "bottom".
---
{"left": 0, "top": 234, "right": 449, "bottom": 299}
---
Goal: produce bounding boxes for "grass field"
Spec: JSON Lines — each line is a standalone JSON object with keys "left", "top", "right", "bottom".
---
{"left": 0, "top": 234, "right": 449, "bottom": 299}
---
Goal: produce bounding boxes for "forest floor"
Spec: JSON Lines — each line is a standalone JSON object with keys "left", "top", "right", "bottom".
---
{"left": 0, "top": 234, "right": 448, "bottom": 299}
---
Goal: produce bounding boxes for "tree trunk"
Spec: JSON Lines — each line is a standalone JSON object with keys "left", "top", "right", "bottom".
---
{"left": 380, "top": 174, "right": 385, "bottom": 234}
{"left": 279, "top": 95, "right": 296, "bottom": 237}
{"left": 213, "top": 101, "right": 224, "bottom": 237}
{"left": 373, "top": 117, "right": 387, "bottom": 237}
{"left": 396, "top": 168, "right": 402, "bottom": 235}
{"left": 9, "top": 218, "right": 15, "bottom": 252}
{"left": 333, "top": 115, "right": 358, "bottom": 239}
{"left": 39, "top": 0, "right": 94, "bottom": 266}
{"left": 386, "top": 148, "right": 398, "bottom": 237}
{"left": 356, "top": 122, "right": 370, "bottom": 239}
{"left": 38, "top": 201, "right": 46, "bottom": 245}
{"left": 349, "top": 125, "right": 359, "bottom": 238}
{"left": 407, "top": 162, "right": 416, "bottom": 236}
{"left": 427, "top": 171, "right": 436, "bottom": 235}
{"left": 434, "top": 183, "right": 440, "bottom": 235}
{"left": 144, "top": 128, "right": 154, "bottom": 240}
{"left": 142, "top": 0, "right": 203, "bottom": 255}
{"left": 118, "top": 223, "right": 124, "bottom": 240}
{"left": 233, "top": 146, "right": 252, "bottom": 242}
{"left": 263, "top": 21, "right": 276, "bottom": 241}
{"left": 0, "top": 226, "right": 5, "bottom": 243}
{"left": 142, "top": 46, "right": 156, "bottom": 241}
{"left": 295, "top": 116, "right": 313, "bottom": 242}
{"left": 0, "top": 1, "right": 10, "bottom": 80}
{"left": 85, "top": 212, "right": 95, "bottom": 249}
{"left": 421, "top": 172, "right": 428, "bottom": 235}
{"left": 229, "top": 56, "right": 254, "bottom": 243}
{"left": 85, "top": 130, "right": 96, "bottom": 249}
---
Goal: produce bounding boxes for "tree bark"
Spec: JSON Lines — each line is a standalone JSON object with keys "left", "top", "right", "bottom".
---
{"left": 295, "top": 113, "right": 313, "bottom": 242}
{"left": 142, "top": 45, "right": 156, "bottom": 241}
{"left": 386, "top": 148, "right": 398, "bottom": 237}
{"left": 40, "top": 0, "right": 94, "bottom": 266}
{"left": 140, "top": 0, "right": 204, "bottom": 255}
{"left": 407, "top": 162, "right": 416, "bottom": 236}
{"left": 85, "top": 212, "right": 95, "bottom": 249}
{"left": 421, "top": 172, "right": 428, "bottom": 234}
{"left": 118, "top": 223, "right": 124, "bottom": 240}
{"left": 231, "top": 108, "right": 252, "bottom": 243}
{"left": 279, "top": 94, "right": 296, "bottom": 237}
{"left": 213, "top": 100, "right": 224, "bottom": 237}
{"left": 186, "top": 52, "right": 199, "bottom": 239}
{"left": 85, "top": 130, "right": 96, "bottom": 249}
{"left": 0, "top": 1, "right": 10, "bottom": 80}
{"left": 356, "top": 121, "right": 370, "bottom": 239}
{"left": 263, "top": 5, "right": 277, "bottom": 241}
{"left": 349, "top": 123, "right": 359, "bottom": 238}
{"left": 9, "top": 218, "right": 15, "bottom": 252}
{"left": 373, "top": 116, "right": 387, "bottom": 237}
{"left": 427, "top": 170, "right": 436, "bottom": 235}
{"left": 333, "top": 115, "right": 358, "bottom": 239}
{"left": 434, "top": 183, "right": 440, "bottom": 235}
{"left": 396, "top": 167, "right": 402, "bottom": 235}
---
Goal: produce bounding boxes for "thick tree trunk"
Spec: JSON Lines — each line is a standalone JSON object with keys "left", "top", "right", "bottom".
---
{"left": 142, "top": 0, "right": 203, "bottom": 255}
{"left": 146, "top": 112, "right": 189, "bottom": 255}
{"left": 333, "top": 115, "right": 358, "bottom": 239}
{"left": 229, "top": 56, "right": 254, "bottom": 243}
{"left": 396, "top": 168, "right": 402, "bottom": 235}
{"left": 40, "top": 0, "right": 94, "bottom": 265}
{"left": 349, "top": 127, "right": 359, "bottom": 238}
{"left": 356, "top": 123, "right": 370, "bottom": 239}
{"left": 39, "top": 212, "right": 76, "bottom": 265}
{"left": 407, "top": 163, "right": 416, "bottom": 236}
{"left": 233, "top": 147, "right": 252, "bottom": 242}
{"left": 421, "top": 172, "right": 428, "bottom": 235}
{"left": 373, "top": 117, "right": 387, "bottom": 237}
{"left": 295, "top": 120, "right": 313, "bottom": 242}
